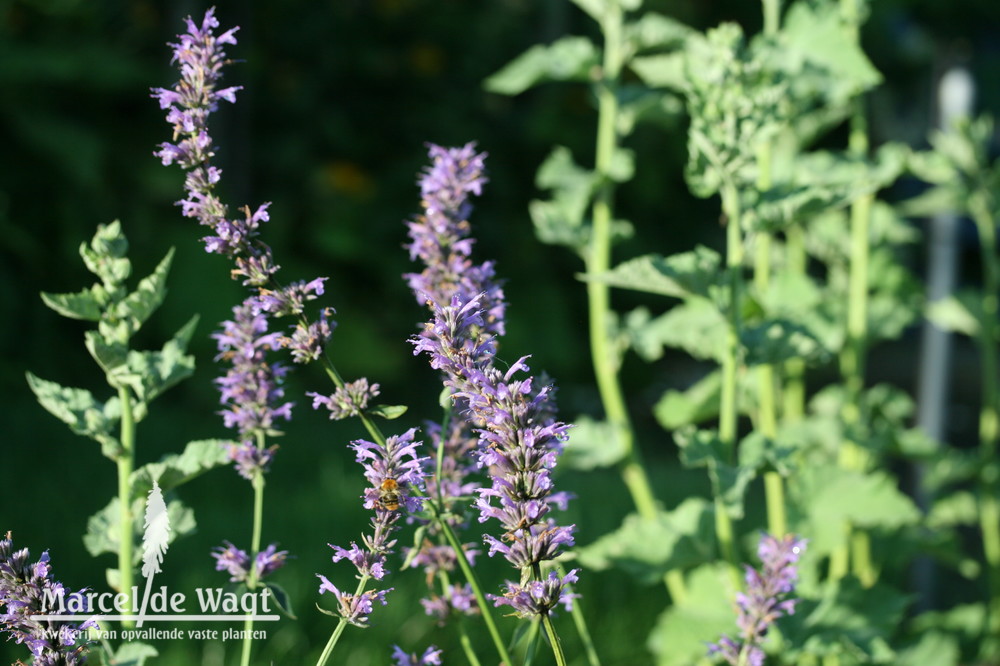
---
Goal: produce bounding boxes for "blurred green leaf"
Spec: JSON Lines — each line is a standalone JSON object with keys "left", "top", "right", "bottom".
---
{"left": 265, "top": 582, "right": 297, "bottom": 620}
{"left": 741, "top": 318, "right": 828, "bottom": 366}
{"left": 624, "top": 13, "right": 691, "bottom": 56}
{"left": 130, "top": 440, "right": 232, "bottom": 501}
{"left": 106, "top": 642, "right": 159, "bottom": 666}
{"left": 654, "top": 370, "right": 721, "bottom": 430}
{"left": 85, "top": 330, "right": 129, "bottom": 375}
{"left": 577, "top": 499, "right": 715, "bottom": 585}
{"left": 630, "top": 53, "right": 686, "bottom": 90}
{"left": 484, "top": 37, "right": 598, "bottom": 96}
{"left": 646, "top": 297, "right": 726, "bottom": 361}
{"left": 927, "top": 491, "right": 979, "bottom": 529}
{"left": 896, "top": 632, "right": 960, "bottom": 666}
{"left": 674, "top": 427, "right": 754, "bottom": 518}
{"left": 529, "top": 146, "right": 598, "bottom": 252}
{"left": 40, "top": 286, "right": 104, "bottom": 321}
{"left": 583, "top": 246, "right": 722, "bottom": 299}
{"left": 115, "top": 248, "right": 175, "bottom": 337}
{"left": 926, "top": 292, "right": 982, "bottom": 337}
{"left": 647, "top": 563, "right": 735, "bottom": 666}
{"left": 80, "top": 220, "right": 131, "bottom": 287}
{"left": 112, "top": 315, "right": 198, "bottom": 405}
{"left": 25, "top": 371, "right": 122, "bottom": 458}
{"left": 563, "top": 415, "right": 627, "bottom": 470}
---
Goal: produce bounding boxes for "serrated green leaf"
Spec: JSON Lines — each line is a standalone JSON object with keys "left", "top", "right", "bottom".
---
{"left": 112, "top": 315, "right": 198, "bottom": 404}
{"left": 25, "top": 371, "right": 122, "bottom": 458}
{"left": 368, "top": 404, "right": 408, "bottom": 420}
{"left": 647, "top": 563, "right": 736, "bottom": 666}
{"left": 115, "top": 248, "right": 175, "bottom": 337}
{"left": 109, "top": 642, "right": 159, "bottom": 666}
{"left": 40, "top": 286, "right": 104, "bottom": 321}
{"left": 584, "top": 246, "right": 723, "bottom": 300}
{"left": 265, "top": 582, "right": 297, "bottom": 620}
{"left": 85, "top": 330, "right": 129, "bottom": 374}
{"left": 484, "top": 37, "right": 599, "bottom": 96}
{"left": 647, "top": 297, "right": 727, "bottom": 361}
{"left": 562, "top": 415, "right": 626, "bottom": 470}
{"left": 130, "top": 439, "right": 232, "bottom": 501}
{"left": 577, "top": 500, "right": 715, "bottom": 585}
{"left": 654, "top": 370, "right": 720, "bottom": 429}
{"left": 84, "top": 497, "right": 122, "bottom": 559}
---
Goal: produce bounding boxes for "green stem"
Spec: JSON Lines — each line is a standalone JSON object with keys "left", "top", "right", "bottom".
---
{"left": 754, "top": 138, "right": 787, "bottom": 539}
{"left": 782, "top": 226, "right": 807, "bottom": 422}
{"left": 762, "top": 0, "right": 781, "bottom": 35}
{"left": 315, "top": 575, "right": 369, "bottom": 666}
{"left": 459, "top": 625, "right": 484, "bottom": 666}
{"left": 541, "top": 613, "right": 568, "bottom": 666}
{"left": 715, "top": 182, "right": 743, "bottom": 572}
{"left": 117, "top": 385, "right": 136, "bottom": 629}
{"left": 437, "top": 517, "right": 514, "bottom": 666}
{"left": 586, "top": 0, "right": 685, "bottom": 604}
{"left": 240, "top": 457, "right": 266, "bottom": 666}
{"left": 970, "top": 196, "right": 1000, "bottom": 638}
{"left": 557, "top": 562, "right": 601, "bottom": 666}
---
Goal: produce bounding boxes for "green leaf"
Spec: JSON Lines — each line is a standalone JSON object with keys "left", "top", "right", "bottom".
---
{"left": 83, "top": 494, "right": 196, "bottom": 562}
{"left": 25, "top": 371, "right": 122, "bottom": 458}
{"left": 629, "top": 53, "right": 686, "bottom": 90}
{"left": 653, "top": 370, "right": 720, "bottom": 430}
{"left": 673, "top": 427, "right": 754, "bottom": 518}
{"left": 85, "top": 330, "right": 129, "bottom": 374}
{"left": 529, "top": 147, "right": 599, "bottom": 252}
{"left": 624, "top": 13, "right": 692, "bottom": 56}
{"left": 583, "top": 246, "right": 723, "bottom": 300}
{"left": 576, "top": 500, "right": 716, "bottom": 585}
{"left": 130, "top": 439, "right": 232, "bottom": 501}
{"left": 562, "top": 416, "right": 627, "bottom": 470}
{"left": 896, "top": 632, "right": 960, "bottom": 666}
{"left": 115, "top": 248, "right": 175, "bottom": 337}
{"left": 108, "top": 642, "right": 159, "bottom": 666}
{"left": 83, "top": 497, "right": 121, "bottom": 559}
{"left": 911, "top": 603, "right": 987, "bottom": 642}
{"left": 782, "top": 2, "right": 882, "bottom": 97}
{"left": 368, "top": 404, "right": 408, "bottom": 420}
{"left": 80, "top": 220, "right": 131, "bottom": 287}
{"left": 794, "top": 466, "right": 922, "bottom": 555}
{"left": 741, "top": 318, "right": 828, "bottom": 366}
{"left": 265, "top": 582, "right": 297, "bottom": 620}
{"left": 112, "top": 315, "right": 198, "bottom": 404}
{"left": 40, "top": 286, "right": 104, "bottom": 321}
{"left": 927, "top": 490, "right": 979, "bottom": 529}
{"left": 647, "top": 563, "right": 736, "bottom": 666}
{"left": 926, "top": 293, "right": 981, "bottom": 337}
{"left": 644, "top": 297, "right": 726, "bottom": 362}
{"left": 782, "top": 579, "right": 904, "bottom": 662}
{"left": 484, "top": 37, "right": 599, "bottom": 96}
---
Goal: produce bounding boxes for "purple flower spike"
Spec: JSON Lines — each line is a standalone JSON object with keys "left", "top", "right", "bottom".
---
{"left": 254, "top": 544, "right": 289, "bottom": 579}
{"left": 214, "top": 297, "right": 293, "bottom": 479}
{"left": 0, "top": 534, "right": 93, "bottom": 664}
{"left": 308, "top": 378, "right": 380, "bottom": 420}
{"left": 708, "top": 533, "right": 806, "bottom": 665}
{"left": 212, "top": 541, "right": 251, "bottom": 582}
{"left": 317, "top": 576, "right": 391, "bottom": 627}
{"left": 489, "top": 569, "right": 580, "bottom": 619}
{"left": 392, "top": 645, "right": 443, "bottom": 666}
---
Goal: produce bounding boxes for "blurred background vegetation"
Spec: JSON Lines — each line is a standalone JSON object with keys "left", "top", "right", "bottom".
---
{"left": 2, "top": 0, "right": 1000, "bottom": 663}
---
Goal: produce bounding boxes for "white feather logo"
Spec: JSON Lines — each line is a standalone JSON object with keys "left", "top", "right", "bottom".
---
{"left": 137, "top": 479, "right": 171, "bottom": 627}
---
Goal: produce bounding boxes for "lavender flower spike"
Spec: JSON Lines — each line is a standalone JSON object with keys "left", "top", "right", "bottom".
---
{"left": 317, "top": 430, "right": 426, "bottom": 624}
{"left": 213, "top": 296, "right": 292, "bottom": 480}
{"left": 212, "top": 541, "right": 289, "bottom": 583}
{"left": 708, "top": 533, "right": 807, "bottom": 666}
{"left": 0, "top": 533, "right": 94, "bottom": 665}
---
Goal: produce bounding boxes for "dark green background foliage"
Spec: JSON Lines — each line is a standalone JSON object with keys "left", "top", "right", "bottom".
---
{"left": 1, "top": 0, "right": 999, "bottom": 664}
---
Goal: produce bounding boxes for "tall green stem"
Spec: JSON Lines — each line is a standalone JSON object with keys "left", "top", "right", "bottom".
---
{"left": 586, "top": 0, "right": 686, "bottom": 603}
{"left": 315, "top": 575, "right": 369, "bottom": 666}
{"left": 833, "top": 0, "right": 876, "bottom": 587}
{"left": 754, "top": 135, "right": 787, "bottom": 538}
{"left": 240, "top": 458, "right": 266, "bottom": 666}
{"left": 970, "top": 196, "right": 1000, "bottom": 640}
{"left": 117, "top": 385, "right": 136, "bottom": 629}
{"left": 716, "top": 182, "right": 743, "bottom": 570}
{"left": 782, "top": 226, "right": 807, "bottom": 421}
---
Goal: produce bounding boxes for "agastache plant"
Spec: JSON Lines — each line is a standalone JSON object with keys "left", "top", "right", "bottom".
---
{"left": 409, "top": 144, "right": 577, "bottom": 664}
{"left": 0, "top": 533, "right": 94, "bottom": 665}
{"left": 708, "top": 533, "right": 806, "bottom": 666}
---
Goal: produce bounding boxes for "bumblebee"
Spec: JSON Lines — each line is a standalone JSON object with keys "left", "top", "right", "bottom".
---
{"left": 377, "top": 478, "right": 401, "bottom": 511}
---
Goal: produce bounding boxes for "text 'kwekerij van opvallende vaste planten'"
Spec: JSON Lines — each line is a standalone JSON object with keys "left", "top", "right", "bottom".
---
{"left": 4, "top": 0, "right": 1000, "bottom": 664}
